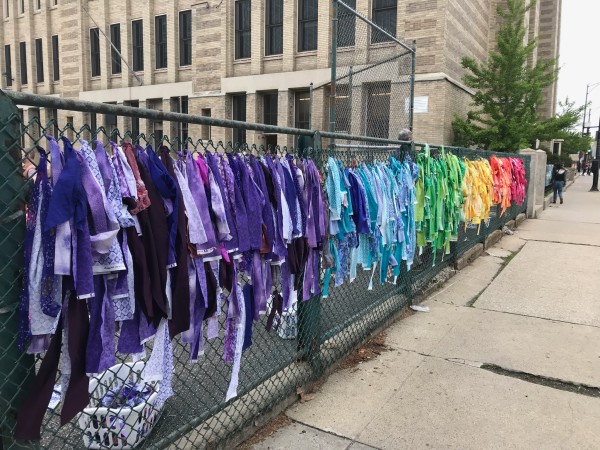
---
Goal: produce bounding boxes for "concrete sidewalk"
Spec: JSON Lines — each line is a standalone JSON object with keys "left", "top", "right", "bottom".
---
{"left": 246, "top": 175, "right": 600, "bottom": 450}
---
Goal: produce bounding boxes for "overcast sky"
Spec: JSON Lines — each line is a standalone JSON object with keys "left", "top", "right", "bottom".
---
{"left": 556, "top": 0, "right": 600, "bottom": 128}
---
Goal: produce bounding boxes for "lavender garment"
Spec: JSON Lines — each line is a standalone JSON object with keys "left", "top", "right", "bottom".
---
{"left": 237, "top": 155, "right": 264, "bottom": 250}
{"left": 173, "top": 162, "right": 207, "bottom": 247}
{"left": 47, "top": 136, "right": 72, "bottom": 276}
{"left": 79, "top": 140, "right": 125, "bottom": 274}
{"left": 45, "top": 138, "right": 94, "bottom": 299}
{"left": 251, "top": 157, "right": 275, "bottom": 254}
{"left": 265, "top": 156, "right": 287, "bottom": 259}
{"left": 85, "top": 276, "right": 116, "bottom": 375}
{"left": 281, "top": 160, "right": 300, "bottom": 237}
{"left": 225, "top": 154, "right": 251, "bottom": 253}
{"left": 287, "top": 156, "right": 307, "bottom": 236}
{"left": 204, "top": 152, "right": 236, "bottom": 246}
{"left": 224, "top": 264, "right": 246, "bottom": 401}
{"left": 18, "top": 149, "right": 59, "bottom": 351}
{"left": 98, "top": 142, "right": 135, "bottom": 228}
{"left": 184, "top": 156, "right": 219, "bottom": 261}
{"left": 218, "top": 155, "right": 240, "bottom": 252}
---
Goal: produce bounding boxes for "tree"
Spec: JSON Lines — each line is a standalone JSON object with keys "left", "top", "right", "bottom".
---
{"left": 452, "top": 0, "right": 560, "bottom": 151}
{"left": 553, "top": 98, "right": 593, "bottom": 155}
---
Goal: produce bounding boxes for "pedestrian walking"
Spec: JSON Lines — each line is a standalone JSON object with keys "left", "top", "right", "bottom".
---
{"left": 551, "top": 163, "right": 566, "bottom": 204}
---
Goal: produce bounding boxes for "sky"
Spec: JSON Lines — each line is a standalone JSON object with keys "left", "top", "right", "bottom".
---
{"left": 556, "top": 0, "right": 600, "bottom": 129}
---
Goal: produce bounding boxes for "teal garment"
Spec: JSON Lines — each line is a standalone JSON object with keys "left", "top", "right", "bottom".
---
{"left": 326, "top": 157, "right": 343, "bottom": 221}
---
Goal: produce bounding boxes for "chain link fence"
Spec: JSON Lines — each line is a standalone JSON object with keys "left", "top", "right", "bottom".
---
{"left": 313, "top": 0, "right": 415, "bottom": 140}
{"left": 0, "top": 91, "right": 528, "bottom": 450}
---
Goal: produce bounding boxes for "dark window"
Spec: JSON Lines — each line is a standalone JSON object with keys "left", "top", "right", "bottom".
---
{"left": 201, "top": 108, "right": 211, "bottom": 140}
{"left": 90, "top": 28, "right": 101, "bottom": 77}
{"left": 19, "top": 42, "right": 27, "bottom": 85}
{"left": 179, "top": 10, "right": 192, "bottom": 66}
{"left": 372, "top": 0, "right": 397, "bottom": 44}
{"left": 110, "top": 23, "right": 121, "bottom": 74}
{"left": 51, "top": 35, "right": 59, "bottom": 81}
{"left": 235, "top": 0, "right": 251, "bottom": 59}
{"left": 4, "top": 45, "right": 12, "bottom": 87}
{"left": 232, "top": 94, "right": 247, "bottom": 144}
{"left": 47, "top": 108, "right": 59, "bottom": 136}
{"left": 337, "top": 0, "right": 356, "bottom": 48}
{"left": 263, "top": 92, "right": 278, "bottom": 126}
{"left": 298, "top": 0, "right": 318, "bottom": 52}
{"left": 295, "top": 90, "right": 311, "bottom": 129}
{"left": 4, "top": 0, "right": 9, "bottom": 18}
{"left": 366, "top": 82, "right": 390, "bottom": 138}
{"left": 132, "top": 19, "right": 144, "bottom": 71}
{"left": 53, "top": 0, "right": 57, "bottom": 5}
{"left": 171, "top": 96, "right": 189, "bottom": 149}
{"left": 35, "top": 38, "right": 44, "bottom": 83}
{"left": 35, "top": 0, "right": 40, "bottom": 10}
{"left": 335, "top": 84, "right": 351, "bottom": 133}
{"left": 104, "top": 103, "right": 117, "bottom": 139}
{"left": 90, "top": 112, "right": 97, "bottom": 136}
{"left": 265, "top": 0, "right": 283, "bottom": 56}
{"left": 19, "top": 0, "right": 24, "bottom": 14}
{"left": 155, "top": 15, "right": 168, "bottom": 69}
{"left": 125, "top": 100, "right": 140, "bottom": 140}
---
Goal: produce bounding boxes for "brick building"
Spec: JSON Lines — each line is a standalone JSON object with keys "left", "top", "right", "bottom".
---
{"left": 0, "top": 0, "right": 561, "bottom": 146}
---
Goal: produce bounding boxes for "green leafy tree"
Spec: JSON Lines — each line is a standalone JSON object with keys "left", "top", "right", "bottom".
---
{"left": 452, "top": 0, "right": 560, "bottom": 151}
{"left": 553, "top": 98, "right": 593, "bottom": 154}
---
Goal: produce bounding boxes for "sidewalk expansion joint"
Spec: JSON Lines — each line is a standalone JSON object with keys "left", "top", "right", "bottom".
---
{"left": 522, "top": 238, "right": 600, "bottom": 248}
{"left": 474, "top": 306, "right": 600, "bottom": 329}
{"left": 480, "top": 363, "right": 600, "bottom": 398}
{"left": 285, "top": 418, "right": 382, "bottom": 450}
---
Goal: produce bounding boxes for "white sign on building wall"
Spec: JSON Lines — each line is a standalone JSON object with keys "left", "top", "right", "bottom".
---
{"left": 405, "top": 96, "right": 429, "bottom": 114}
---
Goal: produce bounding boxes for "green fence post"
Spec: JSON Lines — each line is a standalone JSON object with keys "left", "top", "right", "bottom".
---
{"left": 0, "top": 91, "right": 39, "bottom": 449}
{"left": 297, "top": 131, "right": 323, "bottom": 377}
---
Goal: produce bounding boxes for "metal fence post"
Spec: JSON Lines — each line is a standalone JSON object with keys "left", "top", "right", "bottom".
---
{"left": 297, "top": 131, "right": 324, "bottom": 377}
{"left": 409, "top": 40, "right": 417, "bottom": 132}
{"left": 329, "top": 0, "right": 338, "bottom": 140}
{"left": 0, "top": 92, "right": 39, "bottom": 449}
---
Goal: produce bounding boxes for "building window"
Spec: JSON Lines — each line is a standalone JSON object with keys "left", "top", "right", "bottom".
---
{"left": 47, "top": 108, "right": 59, "bottom": 136}
{"left": 110, "top": 23, "right": 121, "bottom": 75}
{"left": 35, "top": 38, "right": 44, "bottom": 83}
{"left": 4, "top": 0, "right": 9, "bottom": 18}
{"left": 235, "top": 0, "right": 251, "bottom": 59}
{"left": 155, "top": 15, "right": 168, "bottom": 69}
{"left": 4, "top": 45, "right": 12, "bottom": 87}
{"left": 90, "top": 28, "right": 101, "bottom": 77}
{"left": 265, "top": 0, "right": 283, "bottom": 56}
{"left": 19, "top": 42, "right": 27, "bottom": 85}
{"left": 51, "top": 35, "right": 59, "bottom": 81}
{"left": 366, "top": 82, "right": 390, "bottom": 138}
{"left": 171, "top": 96, "right": 189, "bottom": 149}
{"left": 35, "top": 0, "right": 41, "bottom": 10}
{"left": 263, "top": 92, "right": 278, "bottom": 126}
{"left": 179, "top": 10, "right": 192, "bottom": 67}
{"left": 104, "top": 103, "right": 118, "bottom": 139}
{"left": 124, "top": 100, "right": 140, "bottom": 140}
{"left": 335, "top": 84, "right": 351, "bottom": 133}
{"left": 19, "top": 0, "right": 24, "bottom": 14}
{"left": 337, "top": 0, "right": 356, "bottom": 48}
{"left": 148, "top": 99, "right": 164, "bottom": 145}
{"left": 295, "top": 90, "right": 311, "bottom": 129}
{"left": 371, "top": 0, "right": 397, "bottom": 44}
{"left": 132, "top": 19, "right": 144, "bottom": 71}
{"left": 298, "top": 0, "right": 318, "bottom": 52}
{"left": 201, "top": 108, "right": 211, "bottom": 140}
{"left": 232, "top": 94, "right": 247, "bottom": 144}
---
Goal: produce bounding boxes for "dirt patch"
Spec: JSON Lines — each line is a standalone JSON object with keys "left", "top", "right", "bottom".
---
{"left": 236, "top": 414, "right": 292, "bottom": 450}
{"left": 338, "top": 332, "right": 389, "bottom": 370}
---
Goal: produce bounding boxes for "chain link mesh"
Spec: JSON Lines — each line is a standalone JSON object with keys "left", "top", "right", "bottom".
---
{"left": 0, "top": 106, "right": 528, "bottom": 449}
{"left": 315, "top": 0, "right": 414, "bottom": 140}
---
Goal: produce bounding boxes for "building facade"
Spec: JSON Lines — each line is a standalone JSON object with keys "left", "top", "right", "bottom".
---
{"left": 0, "top": 0, "right": 561, "bottom": 147}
